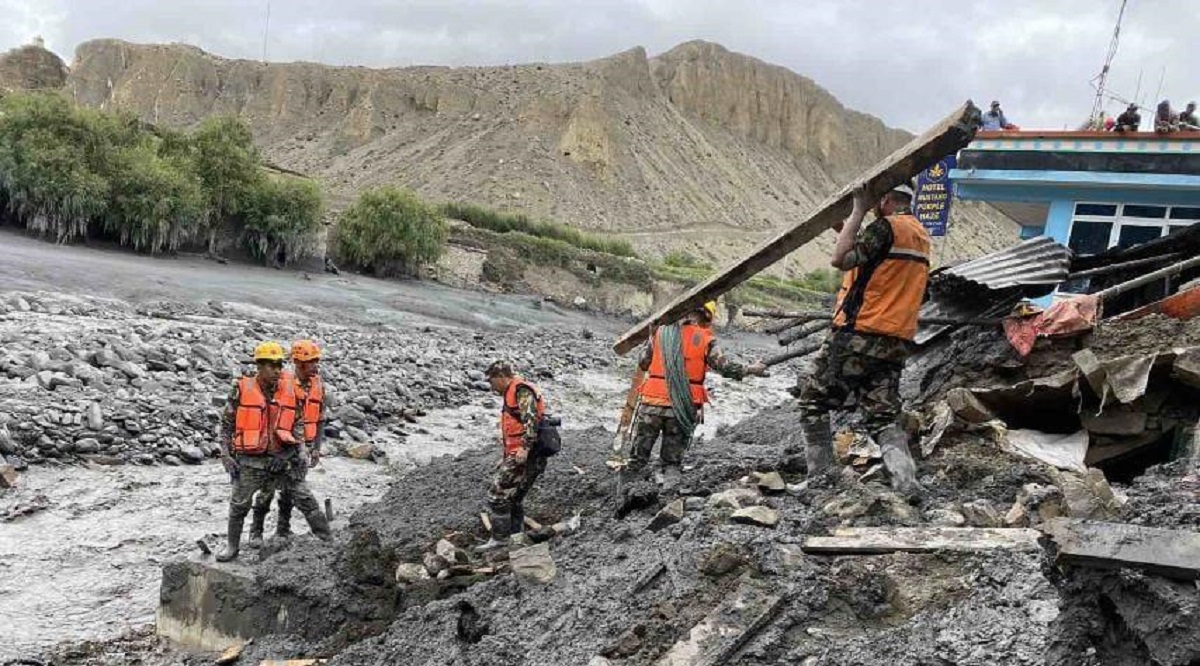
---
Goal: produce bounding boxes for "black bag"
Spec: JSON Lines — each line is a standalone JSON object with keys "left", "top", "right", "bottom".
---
{"left": 534, "top": 414, "right": 563, "bottom": 457}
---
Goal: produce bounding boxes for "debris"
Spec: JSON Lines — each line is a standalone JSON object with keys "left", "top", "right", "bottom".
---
{"left": 196, "top": 538, "right": 212, "bottom": 556}
{"left": 344, "top": 442, "right": 376, "bottom": 460}
{"left": 479, "top": 512, "right": 492, "bottom": 533}
{"left": 455, "top": 599, "right": 488, "bottom": 644}
{"left": 422, "top": 552, "right": 449, "bottom": 577}
{"left": 215, "top": 639, "right": 249, "bottom": 665}
{"left": 730, "top": 506, "right": 779, "bottom": 528}
{"left": 647, "top": 499, "right": 685, "bottom": 532}
{"left": 0, "top": 462, "right": 16, "bottom": 488}
{"left": 1041, "top": 518, "right": 1200, "bottom": 580}
{"left": 654, "top": 574, "right": 787, "bottom": 666}
{"left": 509, "top": 543, "right": 556, "bottom": 584}
{"left": 435, "top": 539, "right": 469, "bottom": 565}
{"left": 919, "top": 401, "right": 955, "bottom": 456}
{"left": 959, "top": 499, "right": 1003, "bottom": 527}
{"left": 801, "top": 526, "right": 1041, "bottom": 555}
{"left": 999, "top": 429, "right": 1088, "bottom": 474}
{"left": 324, "top": 498, "right": 333, "bottom": 522}
{"left": 1079, "top": 405, "right": 1147, "bottom": 435}
{"left": 755, "top": 471, "right": 786, "bottom": 494}
{"left": 1050, "top": 468, "right": 1120, "bottom": 520}
{"left": 944, "top": 388, "right": 994, "bottom": 423}
{"left": 705, "top": 488, "right": 759, "bottom": 510}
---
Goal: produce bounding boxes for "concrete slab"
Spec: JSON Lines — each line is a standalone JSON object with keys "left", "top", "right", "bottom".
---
{"left": 1041, "top": 518, "right": 1200, "bottom": 580}
{"left": 801, "top": 527, "right": 1041, "bottom": 555}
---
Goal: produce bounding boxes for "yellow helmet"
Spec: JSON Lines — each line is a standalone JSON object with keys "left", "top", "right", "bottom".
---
{"left": 291, "top": 339, "right": 322, "bottom": 362}
{"left": 701, "top": 300, "right": 718, "bottom": 320}
{"left": 252, "top": 341, "right": 286, "bottom": 362}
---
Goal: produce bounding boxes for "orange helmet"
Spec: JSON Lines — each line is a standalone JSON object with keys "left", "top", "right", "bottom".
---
{"left": 291, "top": 340, "right": 322, "bottom": 362}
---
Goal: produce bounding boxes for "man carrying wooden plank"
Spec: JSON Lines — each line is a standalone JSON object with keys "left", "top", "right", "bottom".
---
{"left": 798, "top": 182, "right": 930, "bottom": 499}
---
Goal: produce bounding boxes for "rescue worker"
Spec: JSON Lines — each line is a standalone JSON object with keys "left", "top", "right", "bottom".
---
{"left": 1114, "top": 103, "right": 1141, "bottom": 132}
{"left": 798, "top": 183, "right": 929, "bottom": 499}
{"left": 480, "top": 360, "right": 548, "bottom": 550}
{"left": 217, "top": 341, "right": 331, "bottom": 562}
{"left": 629, "top": 302, "right": 767, "bottom": 491}
{"left": 247, "top": 340, "right": 326, "bottom": 547}
{"left": 1181, "top": 102, "right": 1199, "bottom": 130}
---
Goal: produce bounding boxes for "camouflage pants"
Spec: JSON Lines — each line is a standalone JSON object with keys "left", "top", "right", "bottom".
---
{"left": 252, "top": 446, "right": 308, "bottom": 515}
{"left": 629, "top": 406, "right": 689, "bottom": 469}
{"left": 486, "top": 453, "right": 547, "bottom": 532}
{"left": 798, "top": 332, "right": 906, "bottom": 436}
{"left": 229, "top": 457, "right": 277, "bottom": 521}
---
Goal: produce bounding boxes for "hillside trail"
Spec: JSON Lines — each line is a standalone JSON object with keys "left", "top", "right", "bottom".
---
{"left": 0, "top": 230, "right": 795, "bottom": 658}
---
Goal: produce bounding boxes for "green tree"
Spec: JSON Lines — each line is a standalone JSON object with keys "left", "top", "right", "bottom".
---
{"left": 104, "top": 139, "right": 207, "bottom": 253}
{"left": 0, "top": 93, "right": 111, "bottom": 242}
{"left": 335, "top": 187, "right": 447, "bottom": 276}
{"left": 189, "top": 115, "right": 262, "bottom": 254}
{"left": 242, "top": 176, "right": 324, "bottom": 265}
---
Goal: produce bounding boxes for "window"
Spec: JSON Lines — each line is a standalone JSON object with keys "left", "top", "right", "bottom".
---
{"left": 1067, "top": 203, "right": 1200, "bottom": 255}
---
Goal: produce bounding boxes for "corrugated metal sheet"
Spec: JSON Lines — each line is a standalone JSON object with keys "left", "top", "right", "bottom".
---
{"left": 915, "top": 293, "right": 1018, "bottom": 345}
{"left": 934, "top": 236, "right": 1070, "bottom": 290}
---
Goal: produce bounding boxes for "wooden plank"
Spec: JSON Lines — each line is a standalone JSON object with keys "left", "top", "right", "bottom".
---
{"left": 801, "top": 527, "right": 1041, "bottom": 555}
{"left": 613, "top": 101, "right": 983, "bottom": 355}
{"left": 1041, "top": 518, "right": 1200, "bottom": 580}
{"left": 655, "top": 574, "right": 787, "bottom": 666}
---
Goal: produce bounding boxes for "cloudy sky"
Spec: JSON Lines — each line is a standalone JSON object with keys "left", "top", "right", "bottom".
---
{"left": 2, "top": 0, "right": 1196, "bottom": 132}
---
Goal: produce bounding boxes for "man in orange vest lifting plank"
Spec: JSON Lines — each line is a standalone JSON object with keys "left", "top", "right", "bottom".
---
{"left": 798, "top": 183, "right": 929, "bottom": 498}
{"left": 217, "top": 341, "right": 332, "bottom": 562}
{"left": 248, "top": 340, "right": 328, "bottom": 547}
{"left": 630, "top": 302, "right": 768, "bottom": 491}
{"left": 479, "top": 360, "right": 553, "bottom": 550}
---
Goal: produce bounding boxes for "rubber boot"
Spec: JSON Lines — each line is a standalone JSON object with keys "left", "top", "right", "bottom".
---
{"left": 660, "top": 464, "right": 682, "bottom": 493}
{"left": 477, "top": 514, "right": 511, "bottom": 552}
{"left": 275, "top": 501, "right": 293, "bottom": 539}
{"left": 801, "top": 415, "right": 835, "bottom": 478}
{"left": 304, "top": 508, "right": 333, "bottom": 542}
{"left": 248, "top": 505, "right": 267, "bottom": 548}
{"left": 878, "top": 424, "right": 923, "bottom": 500}
{"left": 216, "top": 514, "right": 244, "bottom": 562}
{"left": 510, "top": 505, "right": 525, "bottom": 536}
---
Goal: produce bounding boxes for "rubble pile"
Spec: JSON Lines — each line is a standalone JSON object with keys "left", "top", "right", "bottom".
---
{"left": 0, "top": 291, "right": 615, "bottom": 471}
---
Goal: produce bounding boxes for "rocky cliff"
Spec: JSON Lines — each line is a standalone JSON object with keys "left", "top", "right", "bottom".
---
{"left": 13, "top": 38, "right": 1016, "bottom": 271}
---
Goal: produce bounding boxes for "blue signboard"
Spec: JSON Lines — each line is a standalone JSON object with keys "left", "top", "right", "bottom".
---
{"left": 913, "top": 155, "right": 956, "bottom": 236}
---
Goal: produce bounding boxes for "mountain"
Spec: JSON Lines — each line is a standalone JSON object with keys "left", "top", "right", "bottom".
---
{"left": 4, "top": 39, "right": 1017, "bottom": 272}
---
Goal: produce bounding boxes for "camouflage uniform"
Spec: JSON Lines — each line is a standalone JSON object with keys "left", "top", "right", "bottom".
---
{"left": 486, "top": 384, "right": 546, "bottom": 536}
{"left": 798, "top": 213, "right": 922, "bottom": 491}
{"left": 628, "top": 336, "right": 749, "bottom": 473}
{"left": 220, "top": 379, "right": 328, "bottom": 540}
{"left": 251, "top": 376, "right": 328, "bottom": 537}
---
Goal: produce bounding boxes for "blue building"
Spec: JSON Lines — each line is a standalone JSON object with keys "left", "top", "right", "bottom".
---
{"left": 952, "top": 130, "right": 1200, "bottom": 255}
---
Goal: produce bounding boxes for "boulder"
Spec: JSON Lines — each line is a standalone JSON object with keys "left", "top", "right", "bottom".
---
{"left": 755, "top": 471, "right": 786, "bottom": 494}
{"left": 646, "top": 499, "right": 685, "bottom": 532}
{"left": 423, "top": 552, "right": 450, "bottom": 576}
{"left": 731, "top": 506, "right": 779, "bottom": 528}
{"left": 435, "top": 538, "right": 469, "bottom": 565}
{"left": 86, "top": 403, "right": 104, "bottom": 430}
{"left": 179, "top": 445, "right": 205, "bottom": 464}
{"left": 345, "top": 442, "right": 377, "bottom": 460}
{"left": 945, "top": 388, "right": 995, "bottom": 423}
{"left": 510, "top": 543, "right": 557, "bottom": 584}
{"left": 395, "top": 562, "right": 430, "bottom": 584}
{"left": 705, "top": 488, "right": 759, "bottom": 510}
{"left": 74, "top": 437, "right": 101, "bottom": 454}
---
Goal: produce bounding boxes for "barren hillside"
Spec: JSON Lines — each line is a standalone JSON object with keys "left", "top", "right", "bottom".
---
{"left": 5, "top": 39, "right": 1017, "bottom": 271}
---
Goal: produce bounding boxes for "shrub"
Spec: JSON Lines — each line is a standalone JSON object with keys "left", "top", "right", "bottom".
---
{"left": 442, "top": 201, "right": 636, "bottom": 257}
{"left": 242, "top": 176, "right": 324, "bottom": 265}
{"left": 105, "top": 140, "right": 207, "bottom": 253}
{"left": 188, "top": 116, "right": 263, "bottom": 253}
{"left": 662, "top": 249, "right": 711, "bottom": 270}
{"left": 335, "top": 187, "right": 447, "bottom": 275}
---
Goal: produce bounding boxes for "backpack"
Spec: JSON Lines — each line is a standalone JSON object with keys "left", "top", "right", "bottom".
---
{"left": 534, "top": 414, "right": 563, "bottom": 457}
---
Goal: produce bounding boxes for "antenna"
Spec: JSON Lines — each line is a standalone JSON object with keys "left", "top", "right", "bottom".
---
{"left": 1088, "top": 0, "right": 1129, "bottom": 125}
{"left": 262, "top": 0, "right": 271, "bottom": 63}
{"left": 1152, "top": 65, "right": 1166, "bottom": 106}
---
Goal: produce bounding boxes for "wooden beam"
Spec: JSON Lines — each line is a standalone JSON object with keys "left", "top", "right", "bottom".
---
{"left": 801, "top": 527, "right": 1041, "bottom": 555}
{"left": 1041, "top": 518, "right": 1200, "bottom": 580}
{"left": 654, "top": 574, "right": 787, "bottom": 666}
{"left": 613, "top": 101, "right": 983, "bottom": 355}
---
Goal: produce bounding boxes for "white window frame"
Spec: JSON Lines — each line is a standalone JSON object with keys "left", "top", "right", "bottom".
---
{"left": 1067, "top": 202, "right": 1200, "bottom": 254}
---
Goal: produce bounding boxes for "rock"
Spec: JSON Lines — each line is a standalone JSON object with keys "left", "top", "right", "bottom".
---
{"left": 162, "top": 455, "right": 182, "bottom": 466}
{"left": 0, "top": 463, "right": 16, "bottom": 488}
{"left": 85, "top": 403, "right": 103, "bottom": 430}
{"left": 572, "top": 296, "right": 588, "bottom": 309}
{"left": 35, "top": 370, "right": 54, "bottom": 390}
{"left": 0, "top": 426, "right": 16, "bottom": 456}
{"left": 646, "top": 499, "right": 685, "bottom": 532}
{"left": 699, "top": 542, "right": 748, "bottom": 577}
{"left": 345, "top": 426, "right": 369, "bottom": 442}
{"left": 926, "top": 508, "right": 967, "bottom": 527}
{"left": 1051, "top": 468, "right": 1120, "bottom": 520}
{"left": 395, "top": 562, "right": 430, "bottom": 584}
{"left": 1080, "top": 407, "right": 1147, "bottom": 436}
{"left": 510, "top": 543, "right": 556, "bottom": 584}
{"left": 755, "top": 471, "right": 786, "bottom": 494}
{"left": 589, "top": 657, "right": 615, "bottom": 666}
{"left": 435, "top": 538, "right": 469, "bottom": 565}
{"left": 423, "top": 552, "right": 450, "bottom": 576}
{"left": 960, "top": 499, "right": 1002, "bottom": 527}
{"left": 601, "top": 625, "right": 644, "bottom": 658}
{"left": 338, "top": 404, "right": 367, "bottom": 427}
{"left": 179, "top": 445, "right": 205, "bottom": 464}
{"left": 345, "top": 442, "right": 376, "bottom": 460}
{"left": 683, "top": 496, "right": 706, "bottom": 512}
{"left": 731, "top": 506, "right": 779, "bottom": 528}
{"left": 74, "top": 437, "right": 100, "bottom": 454}
{"left": 705, "top": 488, "right": 759, "bottom": 510}
{"left": 15, "top": 297, "right": 30, "bottom": 312}
{"left": 945, "top": 388, "right": 995, "bottom": 423}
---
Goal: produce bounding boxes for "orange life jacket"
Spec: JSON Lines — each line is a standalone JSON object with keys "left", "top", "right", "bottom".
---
{"left": 832, "top": 214, "right": 930, "bottom": 341}
{"left": 639, "top": 324, "right": 714, "bottom": 407}
{"left": 293, "top": 374, "right": 325, "bottom": 444}
{"left": 232, "top": 376, "right": 299, "bottom": 455}
{"left": 499, "top": 378, "right": 545, "bottom": 457}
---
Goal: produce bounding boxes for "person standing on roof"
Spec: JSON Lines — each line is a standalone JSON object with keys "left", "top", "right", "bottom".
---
{"left": 628, "top": 302, "right": 768, "bottom": 492}
{"left": 216, "top": 341, "right": 331, "bottom": 562}
{"left": 797, "top": 183, "right": 930, "bottom": 499}
{"left": 480, "top": 360, "right": 550, "bottom": 550}
{"left": 247, "top": 340, "right": 328, "bottom": 547}
{"left": 1114, "top": 103, "right": 1142, "bottom": 132}
{"left": 981, "top": 101, "right": 1015, "bottom": 131}
{"left": 1181, "top": 102, "right": 1199, "bottom": 130}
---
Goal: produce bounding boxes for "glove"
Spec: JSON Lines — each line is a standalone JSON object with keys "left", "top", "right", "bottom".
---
{"left": 267, "top": 455, "right": 288, "bottom": 474}
{"left": 220, "top": 452, "right": 239, "bottom": 476}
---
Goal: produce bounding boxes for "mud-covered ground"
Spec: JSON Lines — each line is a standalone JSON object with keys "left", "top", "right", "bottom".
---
{"left": 0, "top": 231, "right": 795, "bottom": 661}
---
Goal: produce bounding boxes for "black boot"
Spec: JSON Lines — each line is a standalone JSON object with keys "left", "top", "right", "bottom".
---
{"left": 217, "top": 514, "right": 244, "bottom": 562}
{"left": 477, "top": 514, "right": 511, "bottom": 552}
{"left": 248, "top": 504, "right": 268, "bottom": 548}
{"left": 304, "top": 508, "right": 332, "bottom": 541}
{"left": 801, "top": 415, "right": 835, "bottom": 477}
{"left": 275, "top": 500, "right": 293, "bottom": 539}
{"left": 878, "top": 424, "right": 923, "bottom": 500}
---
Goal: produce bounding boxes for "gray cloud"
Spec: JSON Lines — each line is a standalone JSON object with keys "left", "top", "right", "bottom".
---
{"left": 1, "top": 0, "right": 1195, "bottom": 132}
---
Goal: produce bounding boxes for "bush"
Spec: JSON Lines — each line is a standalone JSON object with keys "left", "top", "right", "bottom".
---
{"left": 442, "top": 201, "right": 636, "bottom": 257}
{"left": 662, "top": 249, "right": 711, "bottom": 270}
{"left": 242, "top": 176, "right": 324, "bottom": 265}
{"left": 105, "top": 140, "right": 207, "bottom": 253}
{"left": 335, "top": 187, "right": 447, "bottom": 276}
{"left": 188, "top": 116, "right": 263, "bottom": 253}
